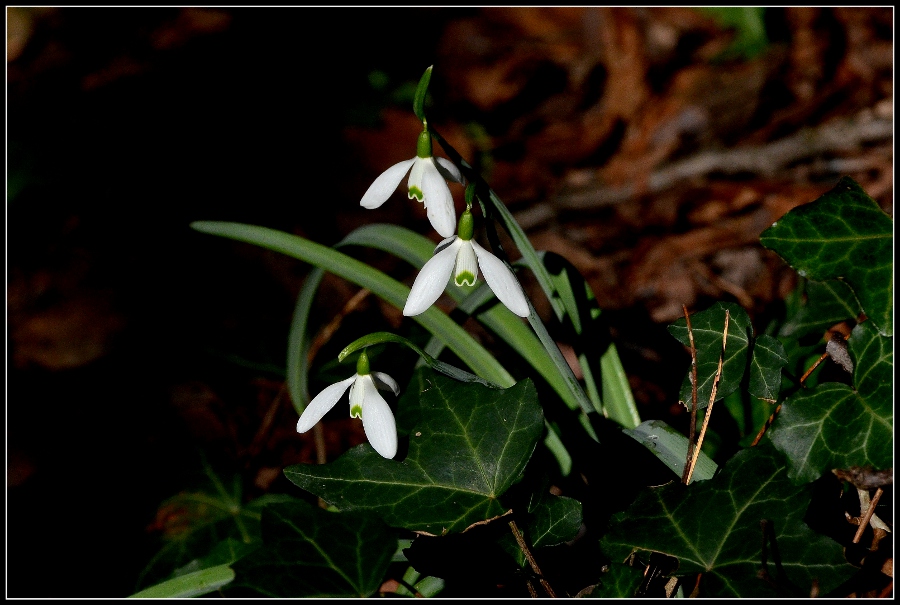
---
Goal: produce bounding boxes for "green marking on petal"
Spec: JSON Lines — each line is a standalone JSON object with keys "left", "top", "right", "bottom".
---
{"left": 408, "top": 186, "right": 424, "bottom": 201}
{"left": 350, "top": 404, "right": 362, "bottom": 418}
{"left": 455, "top": 271, "right": 477, "bottom": 287}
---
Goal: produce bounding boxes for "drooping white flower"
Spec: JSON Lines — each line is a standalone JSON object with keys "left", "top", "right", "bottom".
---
{"left": 360, "top": 129, "right": 463, "bottom": 238}
{"left": 403, "top": 208, "right": 531, "bottom": 318}
{"left": 296, "top": 351, "right": 399, "bottom": 459}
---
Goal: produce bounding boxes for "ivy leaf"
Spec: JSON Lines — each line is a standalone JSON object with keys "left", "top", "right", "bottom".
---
{"left": 600, "top": 443, "right": 855, "bottom": 597}
{"left": 668, "top": 302, "right": 753, "bottom": 410}
{"left": 748, "top": 334, "right": 788, "bottom": 402}
{"left": 768, "top": 320, "right": 893, "bottom": 483}
{"left": 284, "top": 368, "right": 544, "bottom": 534}
{"left": 525, "top": 487, "right": 582, "bottom": 549}
{"left": 760, "top": 177, "right": 893, "bottom": 337}
{"left": 136, "top": 471, "right": 294, "bottom": 590}
{"left": 582, "top": 563, "right": 644, "bottom": 598}
{"left": 779, "top": 279, "right": 862, "bottom": 339}
{"left": 228, "top": 501, "right": 397, "bottom": 598}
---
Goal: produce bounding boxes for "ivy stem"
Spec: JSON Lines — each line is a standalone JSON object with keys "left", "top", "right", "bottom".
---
{"left": 798, "top": 351, "right": 829, "bottom": 385}
{"left": 681, "top": 305, "right": 698, "bottom": 485}
{"left": 852, "top": 487, "right": 884, "bottom": 544}
{"left": 509, "top": 519, "right": 556, "bottom": 597}
{"left": 685, "top": 310, "right": 729, "bottom": 485}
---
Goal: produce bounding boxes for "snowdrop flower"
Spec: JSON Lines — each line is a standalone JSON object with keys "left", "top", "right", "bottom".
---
{"left": 360, "top": 128, "right": 463, "bottom": 238}
{"left": 296, "top": 350, "right": 399, "bottom": 459}
{"left": 403, "top": 207, "right": 531, "bottom": 318}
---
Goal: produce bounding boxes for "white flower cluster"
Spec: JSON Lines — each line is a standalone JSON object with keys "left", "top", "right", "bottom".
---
{"left": 296, "top": 127, "right": 530, "bottom": 459}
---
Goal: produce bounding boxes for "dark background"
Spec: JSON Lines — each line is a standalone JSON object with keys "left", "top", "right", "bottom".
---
{"left": 6, "top": 7, "right": 893, "bottom": 597}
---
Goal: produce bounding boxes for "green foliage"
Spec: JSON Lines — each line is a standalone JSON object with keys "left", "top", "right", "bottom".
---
{"left": 585, "top": 563, "right": 644, "bottom": 597}
{"left": 768, "top": 320, "right": 893, "bottom": 483}
{"left": 284, "top": 369, "right": 547, "bottom": 535}
{"left": 668, "top": 302, "right": 755, "bottom": 410}
{"left": 601, "top": 442, "right": 856, "bottom": 597}
{"left": 143, "top": 69, "right": 892, "bottom": 599}
{"left": 229, "top": 501, "right": 397, "bottom": 597}
{"left": 622, "top": 420, "right": 717, "bottom": 484}
{"left": 134, "top": 465, "right": 294, "bottom": 593}
{"left": 760, "top": 176, "right": 893, "bottom": 336}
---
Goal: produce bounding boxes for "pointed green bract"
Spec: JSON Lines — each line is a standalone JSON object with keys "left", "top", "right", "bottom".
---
{"left": 668, "top": 302, "right": 753, "bottom": 410}
{"left": 601, "top": 442, "right": 856, "bottom": 597}
{"left": 413, "top": 65, "right": 433, "bottom": 122}
{"left": 228, "top": 501, "right": 397, "bottom": 598}
{"left": 768, "top": 320, "right": 893, "bottom": 483}
{"left": 284, "top": 369, "right": 544, "bottom": 534}
{"left": 760, "top": 177, "right": 893, "bottom": 336}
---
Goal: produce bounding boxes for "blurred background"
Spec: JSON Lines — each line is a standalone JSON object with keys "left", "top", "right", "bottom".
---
{"left": 6, "top": 7, "right": 893, "bottom": 597}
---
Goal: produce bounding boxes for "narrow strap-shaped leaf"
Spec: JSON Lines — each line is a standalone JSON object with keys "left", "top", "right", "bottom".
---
{"left": 286, "top": 265, "right": 323, "bottom": 415}
{"left": 128, "top": 564, "right": 235, "bottom": 598}
{"left": 191, "top": 221, "right": 515, "bottom": 390}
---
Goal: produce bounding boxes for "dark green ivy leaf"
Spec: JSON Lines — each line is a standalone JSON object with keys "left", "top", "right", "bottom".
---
{"left": 228, "top": 500, "right": 397, "bottom": 598}
{"left": 779, "top": 279, "right": 862, "bottom": 339}
{"left": 600, "top": 442, "right": 855, "bottom": 597}
{"left": 582, "top": 562, "right": 644, "bottom": 598}
{"left": 668, "top": 302, "right": 753, "bottom": 410}
{"left": 284, "top": 369, "right": 544, "bottom": 534}
{"left": 760, "top": 177, "right": 893, "bottom": 337}
{"left": 768, "top": 320, "right": 893, "bottom": 483}
{"left": 524, "top": 487, "right": 582, "bottom": 549}
{"left": 748, "top": 334, "right": 788, "bottom": 402}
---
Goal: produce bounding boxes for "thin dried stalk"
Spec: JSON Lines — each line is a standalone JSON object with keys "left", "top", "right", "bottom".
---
{"left": 681, "top": 305, "right": 699, "bottom": 485}
{"left": 685, "top": 310, "right": 729, "bottom": 485}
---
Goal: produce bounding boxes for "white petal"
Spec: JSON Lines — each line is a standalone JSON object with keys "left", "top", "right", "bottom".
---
{"left": 360, "top": 158, "right": 415, "bottom": 209}
{"left": 470, "top": 240, "right": 531, "bottom": 317}
{"left": 403, "top": 238, "right": 460, "bottom": 316}
{"left": 296, "top": 375, "right": 356, "bottom": 433}
{"left": 360, "top": 378, "right": 398, "bottom": 458}
{"left": 371, "top": 371, "right": 400, "bottom": 396}
{"left": 453, "top": 240, "right": 479, "bottom": 286}
{"left": 407, "top": 157, "right": 427, "bottom": 201}
{"left": 421, "top": 160, "right": 457, "bottom": 238}
{"left": 435, "top": 156, "right": 465, "bottom": 184}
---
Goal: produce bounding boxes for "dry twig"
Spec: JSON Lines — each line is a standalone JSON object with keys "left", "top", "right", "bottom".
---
{"left": 684, "top": 310, "right": 729, "bottom": 485}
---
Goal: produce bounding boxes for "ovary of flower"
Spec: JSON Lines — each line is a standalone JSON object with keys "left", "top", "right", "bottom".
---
{"left": 296, "top": 369, "right": 399, "bottom": 459}
{"left": 359, "top": 131, "right": 464, "bottom": 238}
{"left": 403, "top": 235, "right": 531, "bottom": 318}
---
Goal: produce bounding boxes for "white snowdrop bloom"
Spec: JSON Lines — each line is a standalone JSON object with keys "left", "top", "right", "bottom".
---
{"left": 403, "top": 208, "right": 530, "bottom": 318}
{"left": 296, "top": 351, "right": 399, "bottom": 459}
{"left": 359, "top": 129, "right": 463, "bottom": 238}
